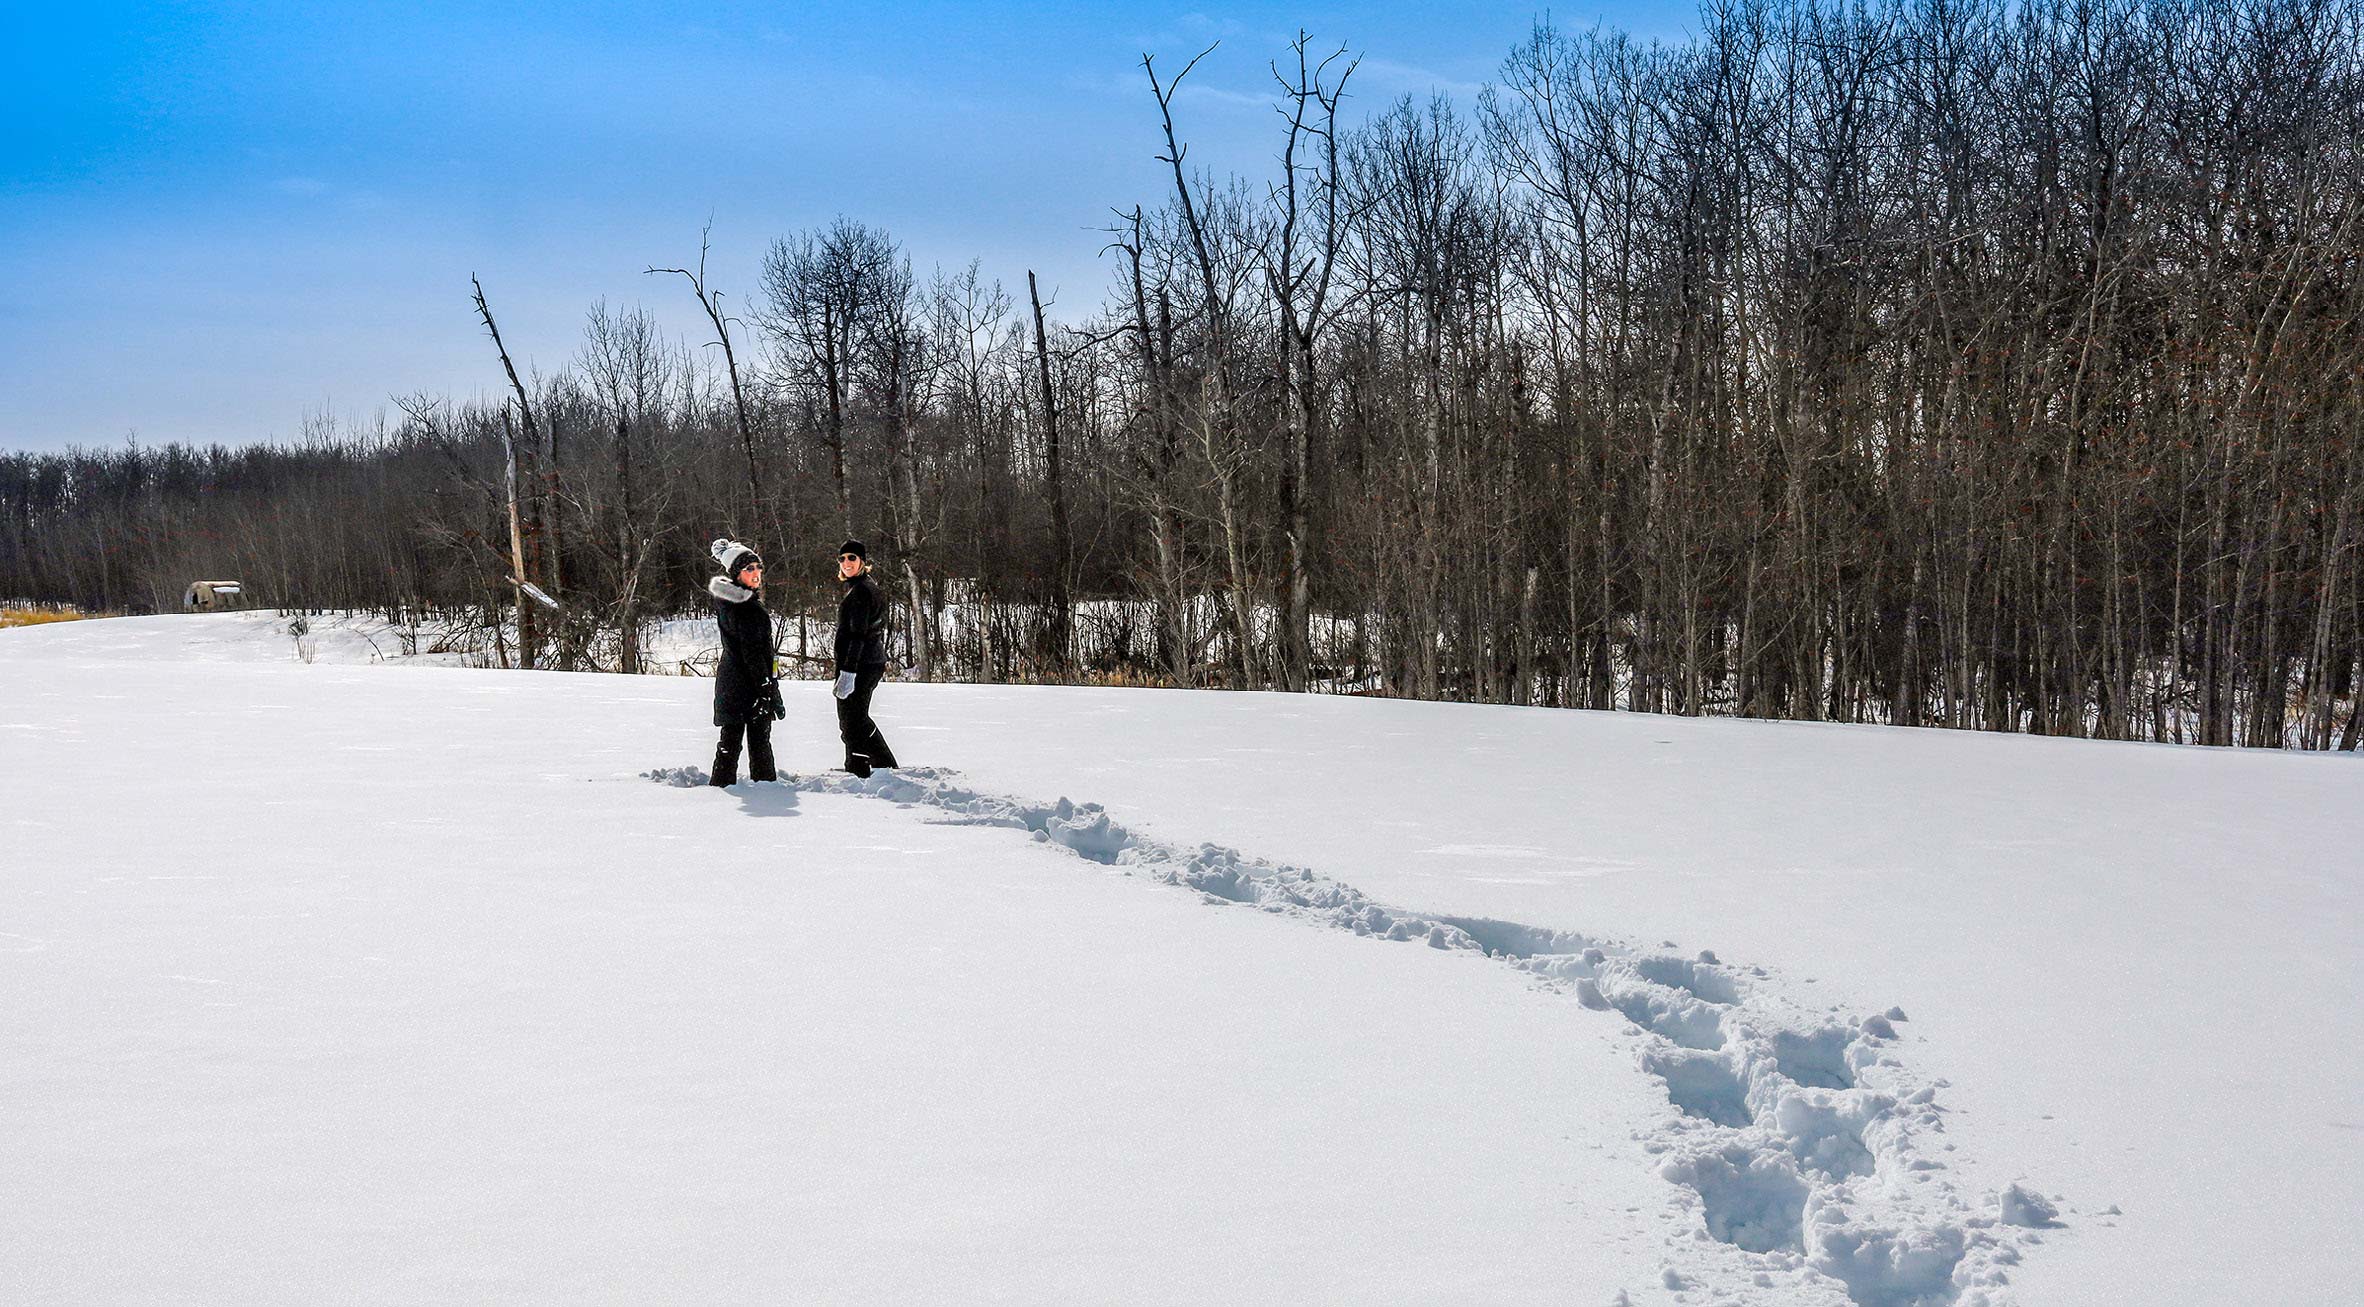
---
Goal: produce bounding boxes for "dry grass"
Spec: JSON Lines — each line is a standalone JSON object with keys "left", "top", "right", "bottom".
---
{"left": 0, "top": 606, "right": 90, "bottom": 629}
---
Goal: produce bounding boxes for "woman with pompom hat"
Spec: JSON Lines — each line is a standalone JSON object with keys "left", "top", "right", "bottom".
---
{"left": 707, "top": 537, "right": 781, "bottom": 786}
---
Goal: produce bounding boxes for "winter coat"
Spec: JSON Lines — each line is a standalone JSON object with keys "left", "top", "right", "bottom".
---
{"left": 834, "top": 573, "right": 889, "bottom": 673}
{"left": 710, "top": 576, "right": 775, "bottom": 726}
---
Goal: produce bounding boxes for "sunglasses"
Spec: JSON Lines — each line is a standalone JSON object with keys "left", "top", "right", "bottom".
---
{"left": 839, "top": 554, "right": 862, "bottom": 563}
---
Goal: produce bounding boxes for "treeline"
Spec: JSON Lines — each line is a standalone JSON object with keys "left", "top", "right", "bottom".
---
{"left": 4, "top": 0, "right": 2360, "bottom": 747}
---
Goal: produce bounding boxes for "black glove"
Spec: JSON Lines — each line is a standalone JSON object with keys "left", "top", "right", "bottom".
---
{"left": 758, "top": 677, "right": 786, "bottom": 720}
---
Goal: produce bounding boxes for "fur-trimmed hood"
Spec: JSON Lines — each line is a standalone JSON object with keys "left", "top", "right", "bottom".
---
{"left": 708, "top": 575, "right": 756, "bottom": 604}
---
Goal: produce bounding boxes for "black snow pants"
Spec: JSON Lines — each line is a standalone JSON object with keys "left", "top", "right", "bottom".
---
{"left": 835, "top": 669, "right": 897, "bottom": 774}
{"left": 712, "top": 717, "right": 776, "bottom": 786}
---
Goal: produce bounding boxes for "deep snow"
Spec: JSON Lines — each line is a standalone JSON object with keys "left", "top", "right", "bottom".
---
{"left": 4, "top": 613, "right": 2360, "bottom": 1304}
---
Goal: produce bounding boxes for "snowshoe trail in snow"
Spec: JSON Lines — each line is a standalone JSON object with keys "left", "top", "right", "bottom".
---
{"left": 649, "top": 763, "right": 2063, "bottom": 1305}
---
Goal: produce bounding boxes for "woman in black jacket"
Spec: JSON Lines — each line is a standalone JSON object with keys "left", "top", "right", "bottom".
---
{"left": 832, "top": 539, "right": 897, "bottom": 777}
{"left": 708, "top": 538, "right": 781, "bottom": 786}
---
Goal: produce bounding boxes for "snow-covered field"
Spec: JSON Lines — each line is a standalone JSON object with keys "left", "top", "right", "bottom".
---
{"left": 3, "top": 613, "right": 2358, "bottom": 1304}
{"left": 107, "top": 607, "right": 733, "bottom": 675}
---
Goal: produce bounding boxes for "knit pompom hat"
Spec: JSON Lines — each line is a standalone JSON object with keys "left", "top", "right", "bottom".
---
{"left": 710, "top": 537, "right": 762, "bottom": 577}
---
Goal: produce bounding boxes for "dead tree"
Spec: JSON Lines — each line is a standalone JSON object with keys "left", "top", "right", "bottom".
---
{"left": 1028, "top": 271, "right": 1074, "bottom": 668}
{"left": 471, "top": 275, "right": 549, "bottom": 668}
{"left": 648, "top": 224, "right": 766, "bottom": 509}
{"left": 1263, "top": 33, "right": 1358, "bottom": 690}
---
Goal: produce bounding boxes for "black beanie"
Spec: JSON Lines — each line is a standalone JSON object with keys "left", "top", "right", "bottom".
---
{"left": 839, "top": 539, "right": 868, "bottom": 561}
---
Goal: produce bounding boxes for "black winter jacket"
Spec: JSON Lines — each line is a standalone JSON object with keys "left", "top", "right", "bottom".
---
{"left": 834, "top": 573, "right": 889, "bottom": 673}
{"left": 710, "top": 576, "right": 775, "bottom": 726}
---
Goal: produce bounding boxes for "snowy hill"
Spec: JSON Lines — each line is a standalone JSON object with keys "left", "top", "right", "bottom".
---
{"left": 3, "top": 614, "right": 2357, "bottom": 1304}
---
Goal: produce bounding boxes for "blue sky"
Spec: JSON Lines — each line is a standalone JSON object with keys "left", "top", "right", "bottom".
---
{"left": 1, "top": 3, "right": 1693, "bottom": 452}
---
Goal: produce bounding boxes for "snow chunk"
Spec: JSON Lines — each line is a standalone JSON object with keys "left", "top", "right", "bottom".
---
{"left": 1043, "top": 797, "right": 1131, "bottom": 863}
{"left": 1999, "top": 1183, "right": 2064, "bottom": 1229}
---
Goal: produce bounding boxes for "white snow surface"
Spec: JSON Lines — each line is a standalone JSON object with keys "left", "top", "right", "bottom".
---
{"left": 3, "top": 613, "right": 2360, "bottom": 1304}
{"left": 83, "top": 608, "right": 730, "bottom": 675}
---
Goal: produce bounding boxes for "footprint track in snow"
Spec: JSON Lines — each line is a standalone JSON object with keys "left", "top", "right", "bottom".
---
{"left": 648, "top": 763, "right": 2062, "bottom": 1305}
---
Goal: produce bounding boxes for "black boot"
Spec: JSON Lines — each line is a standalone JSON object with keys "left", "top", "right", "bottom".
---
{"left": 866, "top": 734, "right": 898, "bottom": 770}
{"left": 844, "top": 753, "right": 873, "bottom": 779}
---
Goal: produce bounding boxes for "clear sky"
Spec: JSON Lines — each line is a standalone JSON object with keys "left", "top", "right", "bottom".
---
{"left": 1, "top": 2, "right": 1694, "bottom": 453}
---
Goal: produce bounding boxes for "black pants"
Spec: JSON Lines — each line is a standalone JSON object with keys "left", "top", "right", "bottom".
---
{"left": 836, "top": 668, "right": 897, "bottom": 772}
{"left": 712, "top": 717, "right": 775, "bottom": 786}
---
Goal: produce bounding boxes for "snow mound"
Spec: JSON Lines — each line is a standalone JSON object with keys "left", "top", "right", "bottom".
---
{"left": 1998, "top": 1184, "right": 2064, "bottom": 1229}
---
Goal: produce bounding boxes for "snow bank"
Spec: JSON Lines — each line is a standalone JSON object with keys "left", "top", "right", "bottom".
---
{"left": 6, "top": 614, "right": 2359, "bottom": 1304}
{"left": 0, "top": 657, "right": 1673, "bottom": 1303}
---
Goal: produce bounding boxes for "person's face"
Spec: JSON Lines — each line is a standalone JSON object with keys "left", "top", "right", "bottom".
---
{"left": 838, "top": 551, "right": 863, "bottom": 581}
{"left": 738, "top": 561, "right": 764, "bottom": 589}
